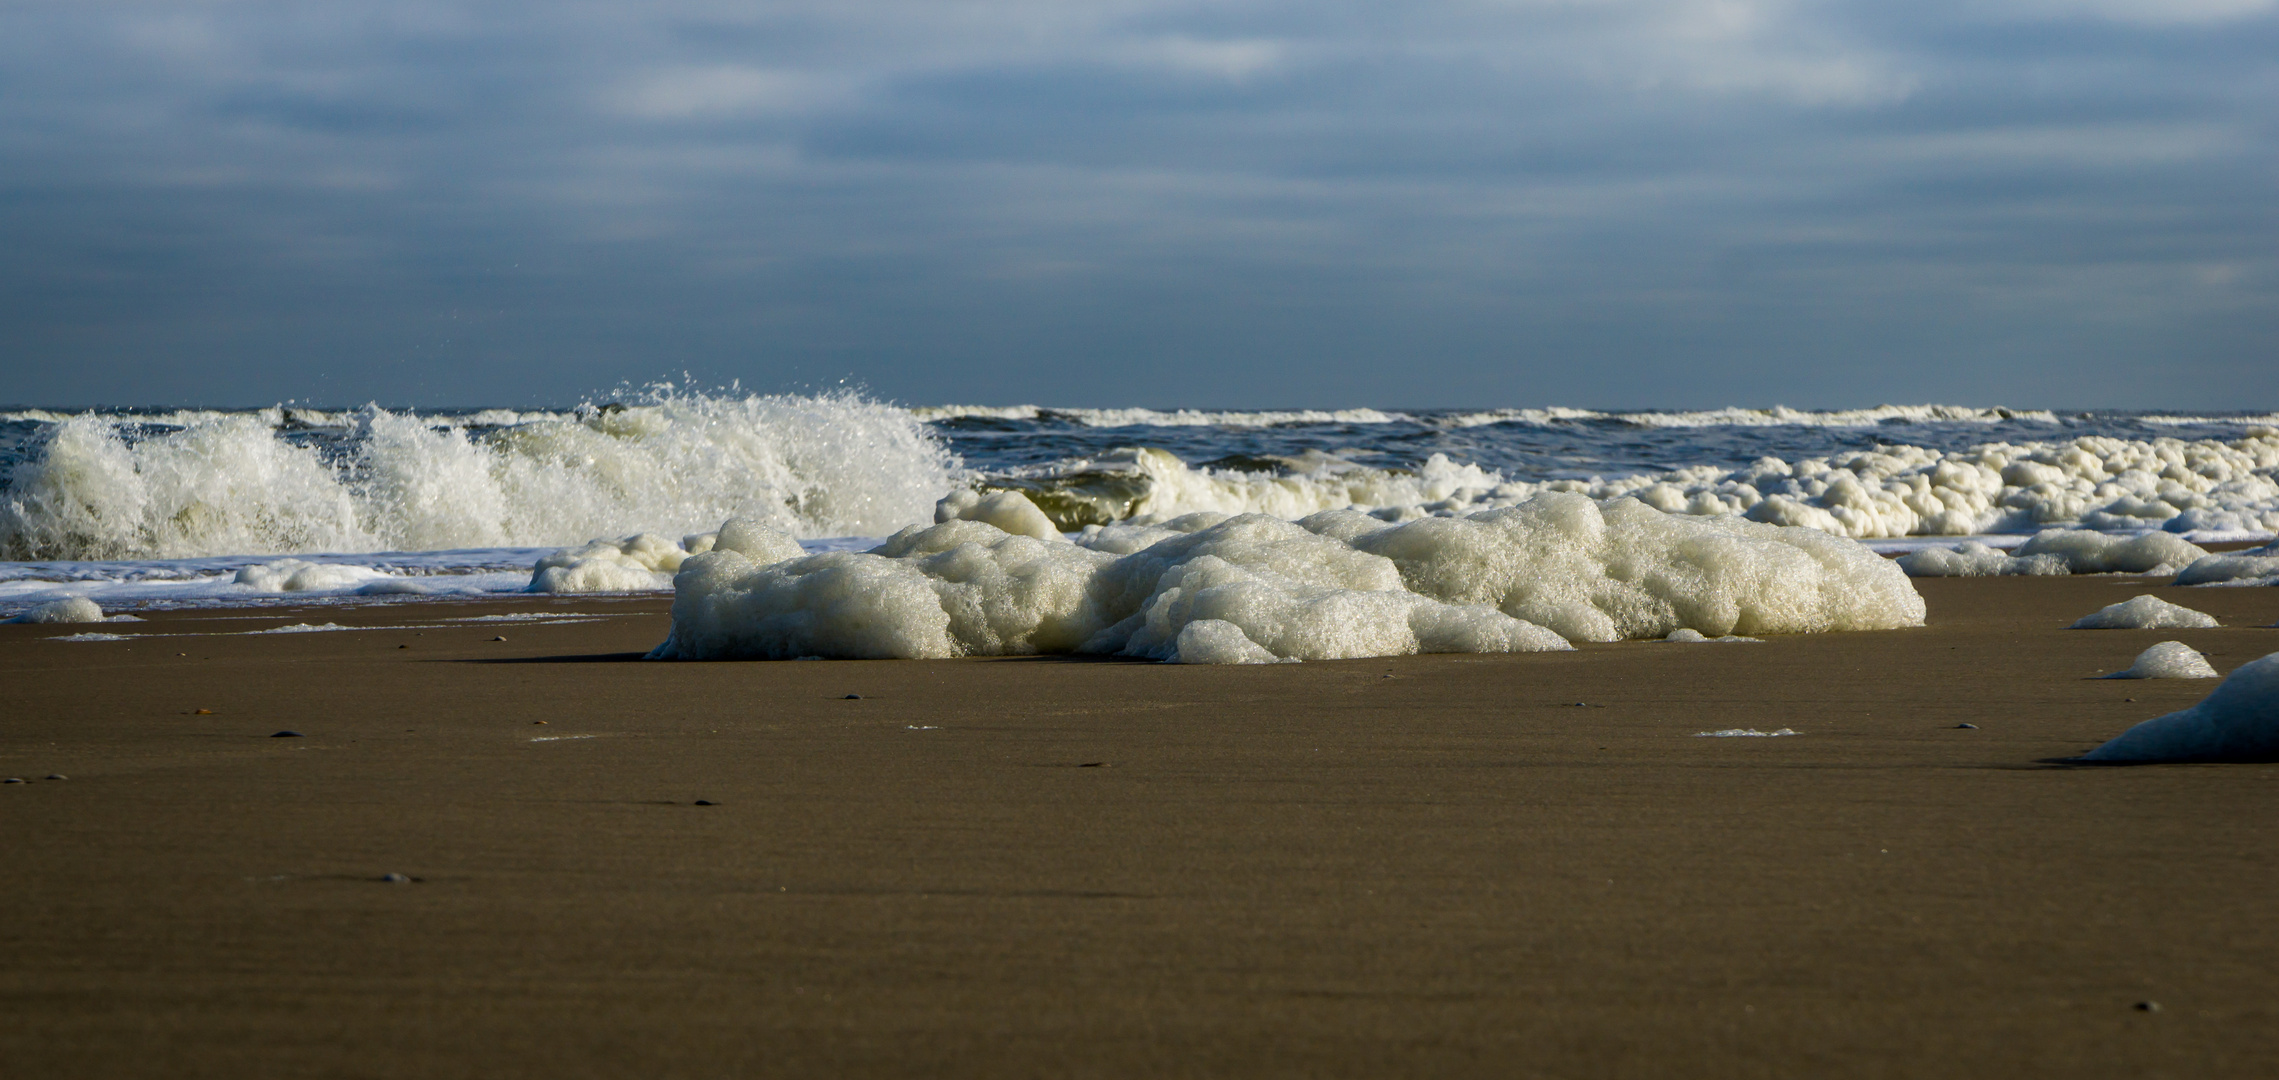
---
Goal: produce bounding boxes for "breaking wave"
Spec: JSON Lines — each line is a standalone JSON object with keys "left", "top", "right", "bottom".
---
{"left": 0, "top": 391, "right": 956, "bottom": 560}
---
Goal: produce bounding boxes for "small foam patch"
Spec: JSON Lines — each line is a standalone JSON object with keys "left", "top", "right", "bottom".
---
{"left": 2069, "top": 595, "right": 2219, "bottom": 630}
{"left": 2099, "top": 641, "right": 2218, "bottom": 680}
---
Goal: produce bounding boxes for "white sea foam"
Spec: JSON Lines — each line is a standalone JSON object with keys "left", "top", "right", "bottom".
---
{"left": 993, "top": 431, "right": 2279, "bottom": 542}
{"left": 909, "top": 403, "right": 2062, "bottom": 431}
{"left": 233, "top": 559, "right": 391, "bottom": 592}
{"left": 0, "top": 390, "right": 955, "bottom": 561}
{"left": 2083, "top": 652, "right": 2279, "bottom": 762}
{"left": 10, "top": 596, "right": 105, "bottom": 623}
{"left": 2011, "top": 530, "right": 2207, "bottom": 574}
{"left": 1900, "top": 529, "right": 2209, "bottom": 577}
{"left": 1895, "top": 541, "right": 2069, "bottom": 577}
{"left": 1664, "top": 628, "right": 1762, "bottom": 642}
{"left": 2099, "top": 641, "right": 2219, "bottom": 680}
{"left": 50, "top": 631, "right": 132, "bottom": 641}
{"left": 934, "top": 490, "right": 1064, "bottom": 542}
{"left": 2069, "top": 595, "right": 2220, "bottom": 630}
{"left": 2173, "top": 541, "right": 2279, "bottom": 586}
{"left": 1695, "top": 728, "right": 1801, "bottom": 737}
{"left": 649, "top": 492, "right": 1921, "bottom": 662}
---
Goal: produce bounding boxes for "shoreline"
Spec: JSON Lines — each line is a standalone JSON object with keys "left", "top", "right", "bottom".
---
{"left": 5, "top": 574, "right": 2277, "bottom": 1076}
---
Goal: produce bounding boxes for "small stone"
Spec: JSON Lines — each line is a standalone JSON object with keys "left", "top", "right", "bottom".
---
{"left": 491, "top": 635, "right": 507, "bottom": 642}
{"left": 379, "top": 873, "right": 412, "bottom": 884}
{"left": 45, "top": 774, "right": 66, "bottom": 780}
{"left": 397, "top": 644, "right": 410, "bottom": 649}
{"left": 694, "top": 799, "right": 717, "bottom": 806}
{"left": 843, "top": 694, "right": 862, "bottom": 700}
{"left": 192, "top": 708, "right": 214, "bottom": 715}
{"left": 2134, "top": 1001, "right": 2160, "bottom": 1012}
{"left": 1955, "top": 723, "right": 1979, "bottom": 729}
{"left": 271, "top": 730, "right": 303, "bottom": 738}
{"left": 533, "top": 720, "right": 548, "bottom": 725}
{"left": 2, "top": 778, "right": 23, "bottom": 784}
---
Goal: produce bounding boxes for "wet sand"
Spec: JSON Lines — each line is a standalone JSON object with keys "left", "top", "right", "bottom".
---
{"left": 4, "top": 576, "right": 2278, "bottom": 1078}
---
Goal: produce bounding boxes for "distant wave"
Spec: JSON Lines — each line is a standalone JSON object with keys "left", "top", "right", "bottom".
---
{"left": 910, "top": 403, "right": 2074, "bottom": 430}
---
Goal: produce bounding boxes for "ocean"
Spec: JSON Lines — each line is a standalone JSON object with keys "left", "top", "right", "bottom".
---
{"left": 3, "top": 391, "right": 2276, "bottom": 614}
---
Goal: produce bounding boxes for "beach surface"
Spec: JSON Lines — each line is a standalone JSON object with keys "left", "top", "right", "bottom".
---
{"left": 4, "top": 575, "right": 2278, "bottom": 1077}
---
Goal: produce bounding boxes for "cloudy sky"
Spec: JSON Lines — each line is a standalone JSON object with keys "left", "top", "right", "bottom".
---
{"left": 1, "top": 0, "right": 2272, "bottom": 409}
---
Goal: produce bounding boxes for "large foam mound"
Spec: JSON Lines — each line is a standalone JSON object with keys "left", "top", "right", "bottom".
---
{"left": 1315, "top": 493, "right": 1924, "bottom": 643}
{"left": 11, "top": 597, "right": 105, "bottom": 623}
{"left": 2083, "top": 652, "right": 2279, "bottom": 762}
{"left": 2099, "top": 641, "right": 2219, "bottom": 680}
{"left": 2068, "top": 594, "right": 2220, "bottom": 630}
{"left": 2012, "top": 529, "right": 2208, "bottom": 574}
{"left": 650, "top": 493, "right": 1923, "bottom": 662}
{"left": 1895, "top": 541, "right": 2068, "bottom": 578}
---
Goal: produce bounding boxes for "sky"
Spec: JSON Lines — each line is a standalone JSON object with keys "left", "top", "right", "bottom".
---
{"left": 0, "top": 0, "right": 2273, "bottom": 410}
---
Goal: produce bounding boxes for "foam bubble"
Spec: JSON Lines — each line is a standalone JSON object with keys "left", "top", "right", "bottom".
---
{"left": 2083, "top": 651, "right": 2279, "bottom": 762}
{"left": 2069, "top": 595, "right": 2220, "bottom": 630}
{"left": 2099, "top": 641, "right": 2219, "bottom": 680}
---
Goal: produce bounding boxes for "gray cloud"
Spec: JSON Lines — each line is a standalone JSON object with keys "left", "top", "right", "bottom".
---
{"left": 1, "top": 0, "right": 2272, "bottom": 408}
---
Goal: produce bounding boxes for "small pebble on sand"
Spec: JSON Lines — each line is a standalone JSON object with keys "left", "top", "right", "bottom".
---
{"left": 380, "top": 873, "right": 412, "bottom": 884}
{"left": 843, "top": 694, "right": 862, "bottom": 700}
{"left": 46, "top": 774, "right": 66, "bottom": 780}
{"left": 1955, "top": 723, "right": 1979, "bottom": 729}
{"left": 271, "top": 730, "right": 303, "bottom": 738}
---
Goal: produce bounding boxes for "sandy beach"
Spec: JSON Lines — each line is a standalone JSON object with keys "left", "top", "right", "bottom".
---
{"left": 4, "top": 573, "right": 2277, "bottom": 1078}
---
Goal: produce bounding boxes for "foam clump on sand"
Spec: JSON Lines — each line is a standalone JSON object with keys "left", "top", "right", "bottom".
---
{"left": 1898, "top": 530, "right": 2209, "bottom": 578}
{"left": 650, "top": 493, "right": 1923, "bottom": 663}
{"left": 528, "top": 534, "right": 690, "bottom": 593}
{"left": 535, "top": 520, "right": 809, "bottom": 593}
{"left": 2083, "top": 652, "right": 2279, "bottom": 762}
{"left": 2100, "top": 641, "right": 2219, "bottom": 680}
{"left": 2174, "top": 540, "right": 2279, "bottom": 586}
{"left": 2069, "top": 595, "right": 2220, "bottom": 630}
{"left": 1664, "top": 628, "right": 1762, "bottom": 643}
{"left": 235, "top": 559, "right": 387, "bottom": 592}
{"left": 10, "top": 597, "right": 106, "bottom": 623}
{"left": 1896, "top": 542, "right": 2068, "bottom": 577}
{"left": 2012, "top": 529, "right": 2207, "bottom": 574}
